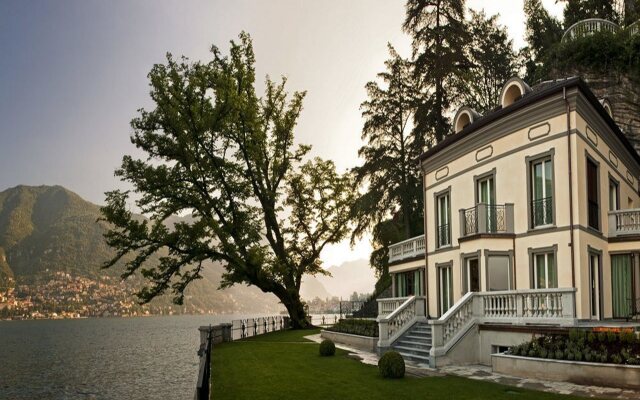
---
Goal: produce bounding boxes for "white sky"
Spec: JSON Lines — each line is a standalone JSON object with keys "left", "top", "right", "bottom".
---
{"left": 319, "top": 0, "right": 564, "bottom": 268}
{"left": 0, "top": 1, "right": 565, "bottom": 270}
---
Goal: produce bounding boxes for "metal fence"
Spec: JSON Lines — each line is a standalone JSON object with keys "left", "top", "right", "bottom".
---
{"left": 195, "top": 326, "right": 214, "bottom": 400}
{"left": 230, "top": 316, "right": 288, "bottom": 340}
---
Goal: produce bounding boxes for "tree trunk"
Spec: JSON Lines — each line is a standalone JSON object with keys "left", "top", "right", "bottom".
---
{"left": 278, "top": 291, "right": 309, "bottom": 329}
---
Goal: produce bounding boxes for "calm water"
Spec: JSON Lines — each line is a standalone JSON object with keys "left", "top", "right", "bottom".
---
{"left": 0, "top": 315, "right": 248, "bottom": 400}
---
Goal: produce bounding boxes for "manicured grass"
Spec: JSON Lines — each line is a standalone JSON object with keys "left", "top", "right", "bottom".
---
{"left": 211, "top": 329, "right": 596, "bottom": 400}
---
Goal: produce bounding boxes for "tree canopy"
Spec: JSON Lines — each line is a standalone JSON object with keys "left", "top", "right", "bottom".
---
{"left": 101, "top": 33, "right": 356, "bottom": 328}
{"left": 352, "top": 45, "right": 423, "bottom": 283}
{"left": 404, "top": 0, "right": 470, "bottom": 144}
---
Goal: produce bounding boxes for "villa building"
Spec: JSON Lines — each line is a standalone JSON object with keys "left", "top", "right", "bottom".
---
{"left": 377, "top": 75, "right": 640, "bottom": 367}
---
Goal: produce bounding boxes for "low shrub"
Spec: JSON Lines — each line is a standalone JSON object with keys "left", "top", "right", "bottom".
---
{"left": 319, "top": 339, "right": 336, "bottom": 357}
{"left": 326, "top": 318, "right": 378, "bottom": 337}
{"left": 378, "top": 351, "right": 405, "bottom": 379}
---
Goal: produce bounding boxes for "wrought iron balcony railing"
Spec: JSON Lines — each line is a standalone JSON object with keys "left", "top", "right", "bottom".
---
{"left": 437, "top": 223, "right": 451, "bottom": 247}
{"left": 460, "top": 203, "right": 514, "bottom": 237}
{"left": 531, "top": 197, "right": 553, "bottom": 227}
{"left": 608, "top": 208, "right": 640, "bottom": 237}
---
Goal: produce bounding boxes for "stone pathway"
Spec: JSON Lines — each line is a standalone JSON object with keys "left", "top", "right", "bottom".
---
{"left": 304, "top": 334, "right": 639, "bottom": 399}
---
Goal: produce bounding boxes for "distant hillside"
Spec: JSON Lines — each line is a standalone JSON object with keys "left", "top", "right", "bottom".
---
{"left": 0, "top": 185, "right": 282, "bottom": 313}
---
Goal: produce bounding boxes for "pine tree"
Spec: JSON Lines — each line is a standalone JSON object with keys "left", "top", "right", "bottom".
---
{"left": 560, "top": 0, "right": 621, "bottom": 27}
{"left": 523, "top": 0, "right": 564, "bottom": 83}
{"left": 403, "top": 0, "right": 470, "bottom": 144}
{"left": 352, "top": 45, "right": 423, "bottom": 282}
{"left": 456, "top": 11, "right": 519, "bottom": 114}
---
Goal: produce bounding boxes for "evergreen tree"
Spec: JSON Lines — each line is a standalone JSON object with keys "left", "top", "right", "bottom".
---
{"left": 560, "top": 0, "right": 621, "bottom": 27}
{"left": 352, "top": 45, "right": 423, "bottom": 282}
{"left": 523, "top": 0, "right": 564, "bottom": 82}
{"left": 403, "top": 0, "right": 470, "bottom": 144}
{"left": 100, "top": 33, "right": 356, "bottom": 329}
{"left": 457, "top": 11, "right": 519, "bottom": 113}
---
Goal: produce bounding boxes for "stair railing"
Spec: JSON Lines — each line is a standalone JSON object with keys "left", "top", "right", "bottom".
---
{"left": 377, "top": 295, "right": 426, "bottom": 348}
{"left": 429, "top": 288, "right": 576, "bottom": 365}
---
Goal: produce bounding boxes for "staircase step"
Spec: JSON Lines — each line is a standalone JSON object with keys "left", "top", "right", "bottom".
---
{"left": 396, "top": 351, "right": 430, "bottom": 363}
{"left": 397, "top": 340, "right": 432, "bottom": 347}
{"left": 392, "top": 345, "right": 431, "bottom": 355}
{"left": 405, "top": 334, "right": 431, "bottom": 341}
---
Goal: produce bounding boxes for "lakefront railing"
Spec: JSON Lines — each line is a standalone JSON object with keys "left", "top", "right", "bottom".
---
{"left": 388, "top": 235, "right": 425, "bottom": 263}
{"left": 429, "top": 288, "right": 576, "bottom": 366}
{"left": 377, "top": 295, "right": 426, "bottom": 348}
{"left": 608, "top": 208, "right": 640, "bottom": 237}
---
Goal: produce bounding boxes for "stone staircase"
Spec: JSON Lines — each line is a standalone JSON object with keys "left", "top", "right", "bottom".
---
{"left": 390, "top": 321, "right": 431, "bottom": 364}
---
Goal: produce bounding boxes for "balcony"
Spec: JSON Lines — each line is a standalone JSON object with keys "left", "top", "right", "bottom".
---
{"left": 608, "top": 208, "right": 640, "bottom": 237}
{"left": 561, "top": 18, "right": 620, "bottom": 42}
{"left": 459, "top": 203, "right": 514, "bottom": 238}
{"left": 388, "top": 235, "right": 425, "bottom": 264}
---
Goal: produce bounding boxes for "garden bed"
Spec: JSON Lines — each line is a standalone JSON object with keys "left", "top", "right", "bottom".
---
{"left": 325, "top": 318, "right": 378, "bottom": 337}
{"left": 508, "top": 329, "right": 639, "bottom": 365}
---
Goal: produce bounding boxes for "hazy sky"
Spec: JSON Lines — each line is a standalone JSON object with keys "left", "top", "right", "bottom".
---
{"left": 0, "top": 1, "right": 563, "bottom": 267}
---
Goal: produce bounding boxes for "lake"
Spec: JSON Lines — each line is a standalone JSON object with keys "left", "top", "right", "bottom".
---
{"left": 0, "top": 315, "right": 253, "bottom": 400}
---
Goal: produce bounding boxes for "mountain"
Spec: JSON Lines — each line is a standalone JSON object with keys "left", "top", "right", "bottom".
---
{"left": 300, "top": 258, "right": 375, "bottom": 300}
{"left": 300, "top": 275, "right": 332, "bottom": 300}
{"left": 0, "top": 185, "right": 282, "bottom": 314}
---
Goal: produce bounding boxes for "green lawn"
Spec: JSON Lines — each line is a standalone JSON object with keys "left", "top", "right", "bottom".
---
{"left": 211, "top": 329, "right": 594, "bottom": 400}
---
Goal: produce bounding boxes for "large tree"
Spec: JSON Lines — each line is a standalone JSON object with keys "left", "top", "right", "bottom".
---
{"left": 100, "top": 33, "right": 355, "bottom": 329}
{"left": 403, "top": 0, "right": 470, "bottom": 144}
{"left": 560, "top": 0, "right": 621, "bottom": 27}
{"left": 522, "top": 0, "right": 564, "bottom": 83}
{"left": 456, "top": 10, "right": 520, "bottom": 114}
{"left": 352, "top": 45, "right": 423, "bottom": 283}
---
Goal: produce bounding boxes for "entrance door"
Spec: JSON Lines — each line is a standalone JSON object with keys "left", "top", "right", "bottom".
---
{"left": 589, "top": 253, "right": 601, "bottom": 320}
{"left": 611, "top": 254, "right": 633, "bottom": 318}
{"left": 466, "top": 258, "right": 480, "bottom": 293}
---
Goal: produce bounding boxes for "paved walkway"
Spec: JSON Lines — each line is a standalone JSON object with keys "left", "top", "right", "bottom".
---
{"left": 304, "top": 334, "right": 639, "bottom": 399}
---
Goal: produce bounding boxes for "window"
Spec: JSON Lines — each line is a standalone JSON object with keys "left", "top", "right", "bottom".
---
{"left": 532, "top": 252, "right": 557, "bottom": 289}
{"left": 529, "top": 157, "right": 553, "bottom": 227}
{"left": 438, "top": 264, "right": 453, "bottom": 315}
{"left": 609, "top": 178, "right": 619, "bottom": 211}
{"left": 436, "top": 192, "right": 451, "bottom": 248}
{"left": 487, "top": 254, "right": 511, "bottom": 291}
{"left": 395, "top": 269, "right": 424, "bottom": 297}
{"left": 476, "top": 171, "right": 497, "bottom": 232}
{"left": 463, "top": 256, "right": 480, "bottom": 293}
{"left": 587, "top": 157, "right": 599, "bottom": 230}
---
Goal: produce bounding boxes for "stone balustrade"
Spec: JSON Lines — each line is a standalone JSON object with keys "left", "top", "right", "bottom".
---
{"left": 608, "top": 208, "right": 640, "bottom": 237}
{"left": 377, "top": 295, "right": 426, "bottom": 348}
{"left": 429, "top": 288, "right": 576, "bottom": 365}
{"left": 388, "top": 235, "right": 425, "bottom": 263}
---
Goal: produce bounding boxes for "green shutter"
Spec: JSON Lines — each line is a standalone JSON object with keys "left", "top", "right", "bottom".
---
{"left": 611, "top": 255, "right": 632, "bottom": 318}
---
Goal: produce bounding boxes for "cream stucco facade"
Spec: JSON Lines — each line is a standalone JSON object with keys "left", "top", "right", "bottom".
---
{"left": 388, "top": 77, "right": 640, "bottom": 323}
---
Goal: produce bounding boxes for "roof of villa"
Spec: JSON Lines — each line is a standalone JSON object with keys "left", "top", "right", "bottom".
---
{"left": 418, "top": 77, "right": 640, "bottom": 167}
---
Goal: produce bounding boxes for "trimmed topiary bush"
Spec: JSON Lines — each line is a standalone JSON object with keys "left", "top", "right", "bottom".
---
{"left": 319, "top": 339, "right": 336, "bottom": 357}
{"left": 378, "top": 351, "right": 405, "bottom": 379}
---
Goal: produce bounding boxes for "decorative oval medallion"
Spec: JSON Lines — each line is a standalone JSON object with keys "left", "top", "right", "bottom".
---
{"left": 609, "top": 151, "right": 619, "bottom": 168}
{"left": 586, "top": 126, "right": 598, "bottom": 146}
{"left": 475, "top": 145, "right": 493, "bottom": 162}
{"left": 626, "top": 170, "right": 635, "bottom": 185}
{"left": 435, "top": 166, "right": 449, "bottom": 181}
{"left": 528, "top": 123, "right": 550, "bottom": 141}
